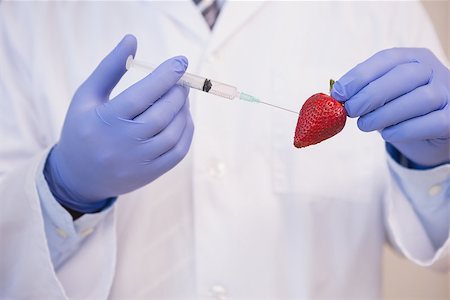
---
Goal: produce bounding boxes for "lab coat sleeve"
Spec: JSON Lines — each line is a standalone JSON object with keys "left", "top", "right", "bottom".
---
{"left": 36, "top": 149, "right": 114, "bottom": 270}
{"left": 0, "top": 151, "right": 67, "bottom": 299}
{"left": 0, "top": 150, "right": 118, "bottom": 299}
{"left": 384, "top": 155, "right": 449, "bottom": 272}
{"left": 0, "top": 3, "right": 65, "bottom": 297}
{"left": 382, "top": 1, "right": 450, "bottom": 272}
{"left": 0, "top": 3, "right": 117, "bottom": 298}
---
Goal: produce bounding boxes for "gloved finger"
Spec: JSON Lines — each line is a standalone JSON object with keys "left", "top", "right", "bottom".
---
{"left": 331, "top": 48, "right": 417, "bottom": 102}
{"left": 139, "top": 103, "right": 189, "bottom": 160}
{"left": 80, "top": 35, "right": 137, "bottom": 101}
{"left": 111, "top": 56, "right": 188, "bottom": 119}
{"left": 357, "top": 83, "right": 447, "bottom": 132}
{"left": 143, "top": 113, "right": 194, "bottom": 175}
{"left": 381, "top": 106, "right": 450, "bottom": 142}
{"left": 344, "top": 62, "right": 432, "bottom": 117}
{"left": 133, "top": 85, "right": 189, "bottom": 138}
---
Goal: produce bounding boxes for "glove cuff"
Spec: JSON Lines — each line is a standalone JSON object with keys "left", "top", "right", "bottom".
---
{"left": 44, "top": 146, "right": 116, "bottom": 214}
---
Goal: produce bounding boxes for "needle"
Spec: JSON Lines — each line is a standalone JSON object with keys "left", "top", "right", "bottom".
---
{"left": 257, "top": 100, "right": 299, "bottom": 115}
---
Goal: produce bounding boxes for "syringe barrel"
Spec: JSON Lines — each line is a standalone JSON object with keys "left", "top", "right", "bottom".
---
{"left": 179, "top": 73, "right": 238, "bottom": 100}
{"left": 127, "top": 57, "right": 239, "bottom": 100}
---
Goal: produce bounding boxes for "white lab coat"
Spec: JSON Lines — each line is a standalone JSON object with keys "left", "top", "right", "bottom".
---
{"left": 0, "top": 1, "right": 449, "bottom": 299}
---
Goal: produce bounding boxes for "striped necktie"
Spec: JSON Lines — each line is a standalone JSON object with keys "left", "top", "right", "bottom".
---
{"left": 193, "top": 0, "right": 221, "bottom": 29}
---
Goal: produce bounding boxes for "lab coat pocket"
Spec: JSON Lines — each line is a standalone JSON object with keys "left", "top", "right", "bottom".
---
{"left": 269, "top": 67, "right": 386, "bottom": 202}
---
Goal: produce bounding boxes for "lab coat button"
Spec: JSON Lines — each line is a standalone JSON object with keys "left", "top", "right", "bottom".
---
{"left": 80, "top": 227, "right": 94, "bottom": 237}
{"left": 208, "top": 162, "right": 227, "bottom": 178}
{"left": 428, "top": 184, "right": 442, "bottom": 197}
{"left": 210, "top": 284, "right": 227, "bottom": 299}
{"left": 56, "top": 228, "right": 68, "bottom": 239}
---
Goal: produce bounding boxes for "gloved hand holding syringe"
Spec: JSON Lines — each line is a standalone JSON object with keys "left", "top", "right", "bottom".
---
{"left": 126, "top": 56, "right": 298, "bottom": 115}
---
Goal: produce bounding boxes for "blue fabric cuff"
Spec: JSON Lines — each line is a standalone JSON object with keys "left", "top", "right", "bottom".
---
{"left": 385, "top": 143, "right": 444, "bottom": 170}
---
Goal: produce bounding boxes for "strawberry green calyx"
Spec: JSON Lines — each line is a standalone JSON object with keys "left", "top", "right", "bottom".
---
{"left": 329, "top": 79, "right": 335, "bottom": 95}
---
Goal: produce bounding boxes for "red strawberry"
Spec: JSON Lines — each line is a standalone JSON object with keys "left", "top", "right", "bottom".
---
{"left": 294, "top": 81, "right": 347, "bottom": 148}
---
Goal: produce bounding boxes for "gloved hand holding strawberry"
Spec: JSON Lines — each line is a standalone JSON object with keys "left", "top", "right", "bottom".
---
{"left": 331, "top": 48, "right": 450, "bottom": 167}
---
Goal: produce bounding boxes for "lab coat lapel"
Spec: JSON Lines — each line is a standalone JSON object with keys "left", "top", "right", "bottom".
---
{"left": 207, "top": 1, "right": 267, "bottom": 52}
{"left": 155, "top": 1, "right": 211, "bottom": 43}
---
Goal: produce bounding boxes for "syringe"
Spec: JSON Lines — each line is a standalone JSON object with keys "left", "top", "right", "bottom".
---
{"left": 126, "top": 56, "right": 298, "bottom": 115}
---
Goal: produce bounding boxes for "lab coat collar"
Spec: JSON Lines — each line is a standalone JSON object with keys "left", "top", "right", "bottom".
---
{"left": 208, "top": 1, "right": 266, "bottom": 52}
{"left": 153, "top": 1, "right": 211, "bottom": 44}
{"left": 154, "top": 1, "right": 266, "bottom": 52}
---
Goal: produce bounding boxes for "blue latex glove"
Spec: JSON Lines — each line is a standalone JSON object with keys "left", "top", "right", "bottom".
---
{"left": 332, "top": 48, "right": 450, "bottom": 167}
{"left": 45, "top": 35, "right": 194, "bottom": 213}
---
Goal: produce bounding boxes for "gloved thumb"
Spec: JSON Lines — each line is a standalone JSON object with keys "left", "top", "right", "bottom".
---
{"left": 77, "top": 34, "right": 137, "bottom": 103}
